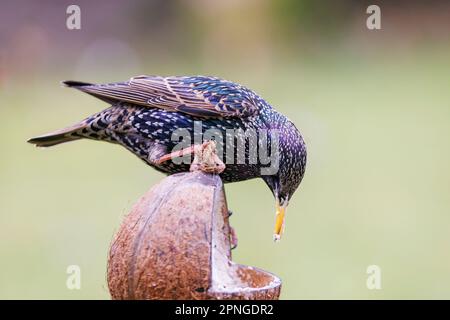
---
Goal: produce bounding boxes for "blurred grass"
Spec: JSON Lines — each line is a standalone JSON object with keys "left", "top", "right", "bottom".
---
{"left": 1, "top": 46, "right": 450, "bottom": 299}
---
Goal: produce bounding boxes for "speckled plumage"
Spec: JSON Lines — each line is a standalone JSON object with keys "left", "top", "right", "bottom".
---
{"left": 29, "top": 75, "right": 307, "bottom": 204}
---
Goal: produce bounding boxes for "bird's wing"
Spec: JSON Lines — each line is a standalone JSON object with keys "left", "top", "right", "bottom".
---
{"left": 63, "top": 76, "right": 260, "bottom": 118}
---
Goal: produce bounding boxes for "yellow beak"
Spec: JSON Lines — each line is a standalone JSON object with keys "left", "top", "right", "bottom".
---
{"left": 273, "top": 202, "right": 286, "bottom": 241}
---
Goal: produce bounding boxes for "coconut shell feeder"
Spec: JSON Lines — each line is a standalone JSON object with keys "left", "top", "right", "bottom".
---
{"left": 107, "top": 141, "right": 281, "bottom": 300}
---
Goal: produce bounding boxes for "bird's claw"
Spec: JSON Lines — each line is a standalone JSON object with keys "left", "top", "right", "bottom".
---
{"left": 230, "top": 226, "right": 238, "bottom": 250}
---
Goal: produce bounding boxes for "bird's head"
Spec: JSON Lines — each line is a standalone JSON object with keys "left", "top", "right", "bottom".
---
{"left": 262, "top": 119, "right": 307, "bottom": 241}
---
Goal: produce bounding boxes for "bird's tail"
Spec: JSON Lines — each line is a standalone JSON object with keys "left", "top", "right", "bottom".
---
{"left": 28, "top": 122, "right": 86, "bottom": 147}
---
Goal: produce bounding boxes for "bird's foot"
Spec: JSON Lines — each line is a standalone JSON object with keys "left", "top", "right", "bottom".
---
{"left": 230, "top": 226, "right": 238, "bottom": 250}
{"left": 190, "top": 140, "right": 225, "bottom": 174}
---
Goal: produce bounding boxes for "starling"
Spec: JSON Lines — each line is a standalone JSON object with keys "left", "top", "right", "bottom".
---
{"left": 28, "top": 75, "right": 307, "bottom": 240}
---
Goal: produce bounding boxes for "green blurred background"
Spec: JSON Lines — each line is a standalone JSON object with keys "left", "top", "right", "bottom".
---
{"left": 1, "top": 0, "right": 450, "bottom": 299}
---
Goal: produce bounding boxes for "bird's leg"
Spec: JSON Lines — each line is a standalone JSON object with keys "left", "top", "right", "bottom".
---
{"left": 155, "top": 140, "right": 225, "bottom": 174}
{"left": 154, "top": 144, "right": 198, "bottom": 165}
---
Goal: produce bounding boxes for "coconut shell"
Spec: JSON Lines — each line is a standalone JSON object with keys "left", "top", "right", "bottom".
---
{"left": 107, "top": 171, "right": 281, "bottom": 300}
